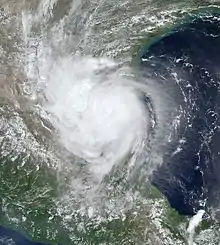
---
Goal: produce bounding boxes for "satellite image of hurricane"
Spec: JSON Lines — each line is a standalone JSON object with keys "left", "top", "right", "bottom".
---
{"left": 1, "top": 0, "right": 220, "bottom": 244}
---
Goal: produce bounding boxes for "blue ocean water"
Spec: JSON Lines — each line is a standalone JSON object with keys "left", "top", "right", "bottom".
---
{"left": 0, "top": 226, "right": 48, "bottom": 245}
{"left": 142, "top": 13, "right": 220, "bottom": 215}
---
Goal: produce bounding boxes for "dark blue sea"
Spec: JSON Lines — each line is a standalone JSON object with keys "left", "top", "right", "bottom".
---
{"left": 145, "top": 13, "right": 220, "bottom": 216}
{"left": 0, "top": 226, "right": 47, "bottom": 245}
